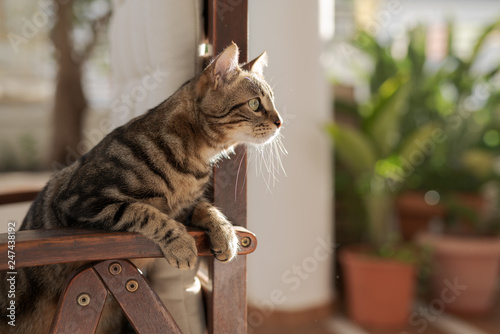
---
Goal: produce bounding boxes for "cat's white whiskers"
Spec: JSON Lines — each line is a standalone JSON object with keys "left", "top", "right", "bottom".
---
{"left": 275, "top": 136, "right": 287, "bottom": 176}
{"left": 247, "top": 132, "right": 287, "bottom": 192}
{"left": 234, "top": 150, "right": 247, "bottom": 200}
{"left": 269, "top": 143, "right": 279, "bottom": 186}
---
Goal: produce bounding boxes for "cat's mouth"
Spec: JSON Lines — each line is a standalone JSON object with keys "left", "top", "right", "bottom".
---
{"left": 229, "top": 117, "right": 283, "bottom": 147}
{"left": 251, "top": 123, "right": 281, "bottom": 145}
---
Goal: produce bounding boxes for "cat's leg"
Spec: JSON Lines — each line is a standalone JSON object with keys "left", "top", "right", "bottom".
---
{"left": 190, "top": 200, "right": 239, "bottom": 262}
{"left": 112, "top": 202, "right": 198, "bottom": 270}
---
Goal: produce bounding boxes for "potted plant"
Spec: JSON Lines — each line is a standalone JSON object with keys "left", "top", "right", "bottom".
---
{"left": 399, "top": 21, "right": 500, "bottom": 241}
{"left": 333, "top": 20, "right": 500, "bottom": 317}
{"left": 340, "top": 23, "right": 500, "bottom": 240}
{"left": 403, "top": 21, "right": 500, "bottom": 315}
{"left": 416, "top": 184, "right": 500, "bottom": 315}
{"left": 328, "top": 69, "right": 434, "bottom": 328}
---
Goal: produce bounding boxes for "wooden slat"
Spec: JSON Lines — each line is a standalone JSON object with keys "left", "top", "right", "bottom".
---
{"left": 50, "top": 266, "right": 107, "bottom": 334}
{"left": 208, "top": 1, "right": 249, "bottom": 333}
{"left": 93, "top": 260, "right": 182, "bottom": 334}
{"left": 0, "top": 226, "right": 257, "bottom": 270}
{"left": 208, "top": 0, "right": 249, "bottom": 61}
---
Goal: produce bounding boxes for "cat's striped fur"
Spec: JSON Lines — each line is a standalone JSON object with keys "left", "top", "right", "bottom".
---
{"left": 0, "top": 43, "right": 282, "bottom": 333}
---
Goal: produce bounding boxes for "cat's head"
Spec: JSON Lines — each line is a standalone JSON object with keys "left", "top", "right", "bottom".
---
{"left": 195, "top": 43, "right": 282, "bottom": 147}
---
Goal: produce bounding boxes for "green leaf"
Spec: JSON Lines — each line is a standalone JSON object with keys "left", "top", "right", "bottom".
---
{"left": 407, "top": 25, "right": 427, "bottom": 79}
{"left": 469, "top": 20, "right": 500, "bottom": 66}
{"left": 354, "top": 31, "right": 399, "bottom": 94}
{"left": 365, "top": 74, "right": 411, "bottom": 156}
{"left": 398, "top": 122, "right": 443, "bottom": 164}
{"left": 326, "top": 123, "right": 377, "bottom": 177}
{"left": 461, "top": 149, "right": 496, "bottom": 180}
{"left": 446, "top": 20, "right": 455, "bottom": 58}
{"left": 367, "top": 122, "right": 444, "bottom": 192}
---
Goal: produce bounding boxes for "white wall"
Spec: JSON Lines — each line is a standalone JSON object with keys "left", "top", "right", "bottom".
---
{"left": 247, "top": 0, "right": 335, "bottom": 313}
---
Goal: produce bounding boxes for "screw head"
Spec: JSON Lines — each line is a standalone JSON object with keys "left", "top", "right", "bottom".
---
{"left": 126, "top": 279, "right": 139, "bottom": 292}
{"left": 109, "top": 262, "right": 122, "bottom": 275}
{"left": 77, "top": 293, "right": 90, "bottom": 307}
{"left": 241, "top": 236, "right": 251, "bottom": 248}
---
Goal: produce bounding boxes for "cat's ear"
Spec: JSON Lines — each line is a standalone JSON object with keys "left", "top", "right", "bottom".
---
{"left": 242, "top": 51, "right": 268, "bottom": 75}
{"left": 210, "top": 42, "right": 240, "bottom": 89}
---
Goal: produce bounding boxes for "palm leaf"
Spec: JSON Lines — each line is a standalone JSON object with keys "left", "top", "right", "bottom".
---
{"left": 365, "top": 74, "right": 411, "bottom": 156}
{"left": 398, "top": 122, "right": 443, "bottom": 163}
{"left": 469, "top": 20, "right": 500, "bottom": 65}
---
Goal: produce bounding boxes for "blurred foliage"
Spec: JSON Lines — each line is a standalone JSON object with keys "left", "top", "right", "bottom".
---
{"left": 329, "top": 20, "right": 500, "bottom": 247}
{"left": 19, "top": 134, "right": 39, "bottom": 170}
{"left": 0, "top": 134, "right": 40, "bottom": 171}
{"left": 71, "top": 0, "right": 111, "bottom": 61}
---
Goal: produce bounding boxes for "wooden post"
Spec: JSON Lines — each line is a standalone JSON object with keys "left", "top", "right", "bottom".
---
{"left": 207, "top": 1, "right": 249, "bottom": 333}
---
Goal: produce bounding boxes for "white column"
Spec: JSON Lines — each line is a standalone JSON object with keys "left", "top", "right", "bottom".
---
{"left": 247, "top": 0, "right": 335, "bottom": 313}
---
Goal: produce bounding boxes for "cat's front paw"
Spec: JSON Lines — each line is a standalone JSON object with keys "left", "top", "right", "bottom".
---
{"left": 208, "top": 223, "right": 239, "bottom": 263}
{"left": 161, "top": 232, "right": 198, "bottom": 270}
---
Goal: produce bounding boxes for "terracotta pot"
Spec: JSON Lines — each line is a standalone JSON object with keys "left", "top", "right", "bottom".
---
{"left": 418, "top": 234, "right": 500, "bottom": 315}
{"left": 396, "top": 191, "right": 446, "bottom": 241}
{"left": 340, "top": 245, "right": 416, "bottom": 329}
{"left": 397, "top": 191, "right": 487, "bottom": 240}
{"left": 451, "top": 193, "right": 487, "bottom": 233}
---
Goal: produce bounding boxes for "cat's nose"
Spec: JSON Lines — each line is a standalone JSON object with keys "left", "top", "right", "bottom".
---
{"left": 272, "top": 114, "right": 282, "bottom": 128}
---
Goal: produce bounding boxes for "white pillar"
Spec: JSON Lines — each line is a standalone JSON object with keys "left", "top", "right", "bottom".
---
{"left": 247, "top": 0, "right": 335, "bottom": 312}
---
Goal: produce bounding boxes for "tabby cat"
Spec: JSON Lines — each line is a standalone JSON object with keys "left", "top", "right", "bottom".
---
{"left": 0, "top": 43, "right": 282, "bottom": 333}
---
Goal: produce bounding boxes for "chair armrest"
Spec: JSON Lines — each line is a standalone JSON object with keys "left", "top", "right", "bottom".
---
{"left": 0, "top": 188, "right": 41, "bottom": 205}
{"left": 0, "top": 226, "right": 257, "bottom": 270}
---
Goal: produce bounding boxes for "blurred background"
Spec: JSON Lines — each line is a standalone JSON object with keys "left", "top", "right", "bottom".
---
{"left": 1, "top": 0, "right": 500, "bottom": 333}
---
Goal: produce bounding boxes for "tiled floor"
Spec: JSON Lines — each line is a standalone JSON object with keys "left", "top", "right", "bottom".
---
{"left": 328, "top": 313, "right": 490, "bottom": 334}
{"left": 254, "top": 300, "right": 500, "bottom": 334}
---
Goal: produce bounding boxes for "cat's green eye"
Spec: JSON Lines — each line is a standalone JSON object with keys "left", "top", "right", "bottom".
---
{"left": 248, "top": 98, "right": 260, "bottom": 111}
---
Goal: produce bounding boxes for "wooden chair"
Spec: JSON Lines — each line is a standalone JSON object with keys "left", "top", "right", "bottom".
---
{"left": 0, "top": 188, "right": 256, "bottom": 333}
{"left": 0, "top": 1, "right": 253, "bottom": 332}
